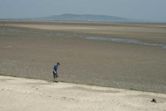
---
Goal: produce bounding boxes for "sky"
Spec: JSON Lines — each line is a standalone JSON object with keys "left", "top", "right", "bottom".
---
{"left": 0, "top": 0, "right": 166, "bottom": 22}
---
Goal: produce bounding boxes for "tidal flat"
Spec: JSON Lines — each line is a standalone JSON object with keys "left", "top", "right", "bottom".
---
{"left": 0, "top": 21, "right": 166, "bottom": 93}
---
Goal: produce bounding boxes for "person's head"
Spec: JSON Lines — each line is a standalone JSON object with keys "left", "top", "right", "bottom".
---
{"left": 57, "top": 62, "right": 60, "bottom": 65}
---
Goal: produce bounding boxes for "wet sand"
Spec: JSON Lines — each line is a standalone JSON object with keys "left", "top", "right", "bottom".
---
{"left": 0, "top": 21, "right": 166, "bottom": 93}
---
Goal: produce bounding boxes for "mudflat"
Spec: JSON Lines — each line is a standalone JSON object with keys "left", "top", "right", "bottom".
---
{"left": 0, "top": 21, "right": 166, "bottom": 93}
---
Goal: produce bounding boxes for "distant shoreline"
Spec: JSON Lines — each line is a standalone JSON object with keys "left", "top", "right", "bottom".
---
{"left": 1, "top": 19, "right": 166, "bottom": 25}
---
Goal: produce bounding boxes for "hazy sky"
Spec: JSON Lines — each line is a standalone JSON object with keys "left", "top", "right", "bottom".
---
{"left": 0, "top": 0, "right": 166, "bottom": 22}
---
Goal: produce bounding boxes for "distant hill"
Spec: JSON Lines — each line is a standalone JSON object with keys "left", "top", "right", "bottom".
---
{"left": 40, "top": 14, "right": 130, "bottom": 22}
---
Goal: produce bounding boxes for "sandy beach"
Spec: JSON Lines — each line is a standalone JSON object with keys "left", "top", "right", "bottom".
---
{"left": 0, "top": 75, "right": 166, "bottom": 111}
{"left": 0, "top": 21, "right": 166, "bottom": 93}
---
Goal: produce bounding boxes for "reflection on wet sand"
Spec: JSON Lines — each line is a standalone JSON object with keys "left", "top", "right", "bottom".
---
{"left": 85, "top": 36, "right": 166, "bottom": 49}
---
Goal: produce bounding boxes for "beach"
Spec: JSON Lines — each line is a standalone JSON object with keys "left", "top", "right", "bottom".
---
{"left": 0, "top": 75, "right": 166, "bottom": 111}
{"left": 0, "top": 21, "right": 166, "bottom": 93}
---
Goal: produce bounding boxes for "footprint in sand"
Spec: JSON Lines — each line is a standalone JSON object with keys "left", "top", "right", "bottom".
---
{"left": 60, "top": 96, "right": 77, "bottom": 102}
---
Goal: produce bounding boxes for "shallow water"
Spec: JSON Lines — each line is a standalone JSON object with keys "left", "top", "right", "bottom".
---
{"left": 85, "top": 36, "right": 166, "bottom": 49}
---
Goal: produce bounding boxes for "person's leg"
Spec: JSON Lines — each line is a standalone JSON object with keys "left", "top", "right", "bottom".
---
{"left": 55, "top": 73, "right": 58, "bottom": 78}
{"left": 53, "top": 71, "right": 58, "bottom": 82}
{"left": 53, "top": 71, "right": 56, "bottom": 79}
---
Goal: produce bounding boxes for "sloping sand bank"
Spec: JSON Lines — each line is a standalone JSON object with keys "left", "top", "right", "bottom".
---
{"left": 0, "top": 76, "right": 166, "bottom": 111}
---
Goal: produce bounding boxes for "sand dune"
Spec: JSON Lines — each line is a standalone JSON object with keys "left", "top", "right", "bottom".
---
{"left": 0, "top": 76, "right": 166, "bottom": 111}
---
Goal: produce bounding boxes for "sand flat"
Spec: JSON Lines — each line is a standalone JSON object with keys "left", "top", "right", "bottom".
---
{"left": 1, "top": 21, "right": 166, "bottom": 42}
{"left": 0, "top": 21, "right": 166, "bottom": 93}
{"left": 0, "top": 76, "right": 166, "bottom": 111}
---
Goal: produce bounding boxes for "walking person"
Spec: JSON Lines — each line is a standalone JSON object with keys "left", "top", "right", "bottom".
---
{"left": 53, "top": 62, "right": 60, "bottom": 82}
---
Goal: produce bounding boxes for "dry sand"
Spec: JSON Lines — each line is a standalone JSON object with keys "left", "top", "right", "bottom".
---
{"left": 0, "top": 75, "right": 166, "bottom": 111}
